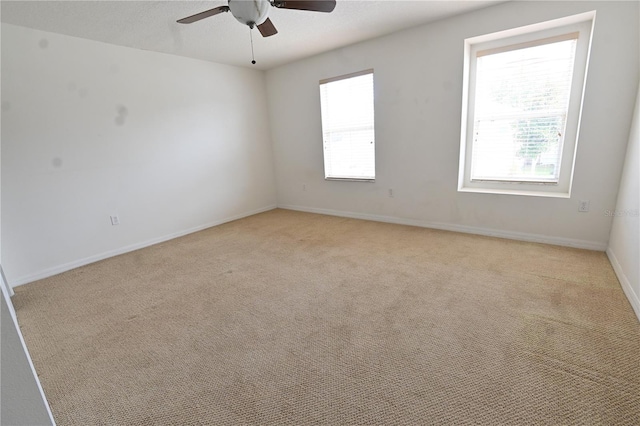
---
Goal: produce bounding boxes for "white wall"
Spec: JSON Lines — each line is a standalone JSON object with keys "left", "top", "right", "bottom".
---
{"left": 607, "top": 84, "right": 640, "bottom": 321}
{"left": 266, "top": 1, "right": 639, "bottom": 250}
{"left": 1, "top": 24, "right": 277, "bottom": 285}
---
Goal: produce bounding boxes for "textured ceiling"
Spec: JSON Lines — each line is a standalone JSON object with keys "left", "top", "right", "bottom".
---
{"left": 1, "top": 1, "right": 503, "bottom": 70}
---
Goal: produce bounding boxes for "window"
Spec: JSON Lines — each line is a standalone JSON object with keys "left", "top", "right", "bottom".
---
{"left": 459, "top": 12, "right": 595, "bottom": 197}
{"left": 320, "top": 70, "right": 375, "bottom": 181}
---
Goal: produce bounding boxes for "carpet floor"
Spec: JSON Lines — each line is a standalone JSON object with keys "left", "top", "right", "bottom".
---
{"left": 13, "top": 209, "right": 640, "bottom": 425}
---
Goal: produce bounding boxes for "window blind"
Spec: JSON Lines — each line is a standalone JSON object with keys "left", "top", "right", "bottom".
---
{"left": 470, "top": 35, "right": 578, "bottom": 183}
{"left": 320, "top": 71, "right": 375, "bottom": 180}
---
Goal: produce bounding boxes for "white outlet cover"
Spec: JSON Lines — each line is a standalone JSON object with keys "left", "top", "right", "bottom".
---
{"left": 578, "top": 201, "right": 590, "bottom": 212}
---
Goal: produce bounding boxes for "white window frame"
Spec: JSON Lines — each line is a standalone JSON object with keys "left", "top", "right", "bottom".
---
{"left": 458, "top": 12, "right": 595, "bottom": 198}
{"left": 320, "top": 69, "right": 376, "bottom": 182}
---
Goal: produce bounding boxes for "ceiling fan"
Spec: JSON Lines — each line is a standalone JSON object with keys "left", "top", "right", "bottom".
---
{"left": 177, "top": 0, "right": 337, "bottom": 37}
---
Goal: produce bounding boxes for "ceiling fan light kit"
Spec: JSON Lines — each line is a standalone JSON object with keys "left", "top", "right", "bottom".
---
{"left": 228, "top": 0, "right": 271, "bottom": 27}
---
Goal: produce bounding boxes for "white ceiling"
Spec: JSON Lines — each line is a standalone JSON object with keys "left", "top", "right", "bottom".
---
{"left": 1, "top": 0, "right": 503, "bottom": 70}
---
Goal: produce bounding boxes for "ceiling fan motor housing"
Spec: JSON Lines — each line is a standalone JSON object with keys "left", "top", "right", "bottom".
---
{"left": 228, "top": 0, "right": 270, "bottom": 27}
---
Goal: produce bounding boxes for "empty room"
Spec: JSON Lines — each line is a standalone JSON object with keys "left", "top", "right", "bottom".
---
{"left": 1, "top": 0, "right": 638, "bottom": 424}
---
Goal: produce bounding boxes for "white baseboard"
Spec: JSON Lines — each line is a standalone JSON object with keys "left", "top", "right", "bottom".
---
{"left": 11, "top": 203, "right": 610, "bottom": 288}
{"left": 277, "top": 204, "right": 608, "bottom": 251}
{"left": 606, "top": 248, "right": 640, "bottom": 322}
{"left": 10, "top": 205, "right": 277, "bottom": 288}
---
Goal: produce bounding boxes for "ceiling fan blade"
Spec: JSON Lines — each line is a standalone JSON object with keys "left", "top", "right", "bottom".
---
{"left": 272, "top": 0, "right": 336, "bottom": 13}
{"left": 257, "top": 18, "right": 278, "bottom": 37}
{"left": 177, "top": 6, "right": 230, "bottom": 24}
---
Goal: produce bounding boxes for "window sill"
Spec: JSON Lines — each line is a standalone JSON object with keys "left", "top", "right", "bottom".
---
{"left": 325, "top": 178, "right": 375, "bottom": 183}
{"left": 458, "top": 186, "right": 570, "bottom": 198}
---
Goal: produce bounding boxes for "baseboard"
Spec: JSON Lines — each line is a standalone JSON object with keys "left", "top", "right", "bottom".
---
{"left": 10, "top": 205, "right": 278, "bottom": 288}
{"left": 11, "top": 203, "right": 609, "bottom": 288}
{"left": 606, "top": 248, "right": 640, "bottom": 322}
{"left": 277, "top": 204, "right": 608, "bottom": 251}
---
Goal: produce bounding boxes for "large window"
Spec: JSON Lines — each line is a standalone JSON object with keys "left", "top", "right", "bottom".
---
{"left": 459, "top": 13, "right": 594, "bottom": 197}
{"left": 320, "top": 70, "right": 375, "bottom": 181}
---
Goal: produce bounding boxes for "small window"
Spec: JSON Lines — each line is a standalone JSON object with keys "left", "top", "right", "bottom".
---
{"left": 459, "top": 12, "right": 594, "bottom": 197}
{"left": 320, "top": 70, "right": 375, "bottom": 181}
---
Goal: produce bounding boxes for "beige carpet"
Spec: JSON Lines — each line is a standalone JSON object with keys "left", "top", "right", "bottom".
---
{"left": 13, "top": 209, "right": 640, "bottom": 425}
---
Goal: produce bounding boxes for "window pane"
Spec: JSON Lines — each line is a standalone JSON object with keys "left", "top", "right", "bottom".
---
{"left": 320, "top": 72, "right": 375, "bottom": 180}
{"left": 471, "top": 39, "right": 577, "bottom": 182}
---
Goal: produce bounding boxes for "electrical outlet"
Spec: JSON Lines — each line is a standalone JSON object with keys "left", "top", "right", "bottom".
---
{"left": 110, "top": 215, "right": 120, "bottom": 225}
{"left": 302, "top": 184, "right": 307, "bottom": 192}
{"left": 388, "top": 189, "right": 394, "bottom": 198}
{"left": 578, "top": 200, "right": 590, "bottom": 212}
